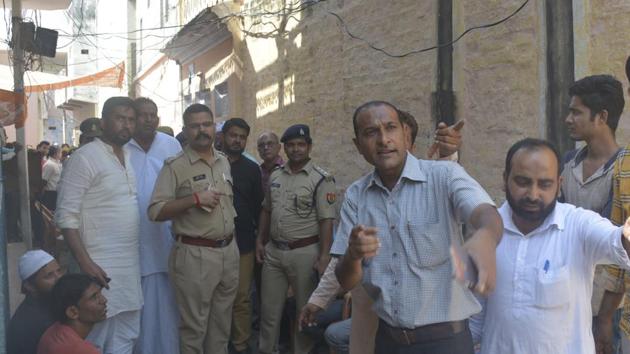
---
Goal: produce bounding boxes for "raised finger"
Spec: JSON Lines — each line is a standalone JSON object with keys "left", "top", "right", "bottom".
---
{"left": 434, "top": 135, "right": 460, "bottom": 145}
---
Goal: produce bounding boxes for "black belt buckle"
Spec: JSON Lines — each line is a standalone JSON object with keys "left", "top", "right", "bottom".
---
{"left": 273, "top": 240, "right": 291, "bottom": 250}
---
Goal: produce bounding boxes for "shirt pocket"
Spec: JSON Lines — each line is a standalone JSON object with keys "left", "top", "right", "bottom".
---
{"left": 191, "top": 178, "right": 211, "bottom": 193}
{"left": 176, "top": 179, "right": 193, "bottom": 198}
{"left": 532, "top": 266, "right": 571, "bottom": 341}
{"left": 406, "top": 222, "right": 449, "bottom": 268}
{"left": 534, "top": 265, "right": 570, "bottom": 309}
{"left": 295, "top": 193, "right": 313, "bottom": 211}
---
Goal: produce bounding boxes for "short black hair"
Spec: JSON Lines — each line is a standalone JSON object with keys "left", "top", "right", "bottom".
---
{"left": 352, "top": 100, "right": 403, "bottom": 137}
{"left": 223, "top": 118, "right": 250, "bottom": 136}
{"left": 51, "top": 274, "right": 99, "bottom": 324}
{"left": 183, "top": 103, "right": 213, "bottom": 125}
{"left": 101, "top": 97, "right": 136, "bottom": 120}
{"left": 568, "top": 75, "right": 625, "bottom": 133}
{"left": 37, "top": 140, "right": 50, "bottom": 149}
{"left": 505, "top": 138, "right": 561, "bottom": 178}
{"left": 398, "top": 110, "right": 419, "bottom": 146}
{"left": 47, "top": 145, "right": 59, "bottom": 159}
{"left": 133, "top": 97, "right": 157, "bottom": 112}
{"left": 626, "top": 56, "right": 630, "bottom": 84}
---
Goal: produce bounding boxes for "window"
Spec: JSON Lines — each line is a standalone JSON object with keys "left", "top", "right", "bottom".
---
{"left": 213, "top": 81, "right": 229, "bottom": 118}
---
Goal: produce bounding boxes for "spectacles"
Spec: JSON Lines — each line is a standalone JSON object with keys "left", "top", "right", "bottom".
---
{"left": 186, "top": 121, "right": 213, "bottom": 130}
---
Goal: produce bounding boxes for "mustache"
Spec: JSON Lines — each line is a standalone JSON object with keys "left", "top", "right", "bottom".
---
{"left": 196, "top": 133, "right": 211, "bottom": 140}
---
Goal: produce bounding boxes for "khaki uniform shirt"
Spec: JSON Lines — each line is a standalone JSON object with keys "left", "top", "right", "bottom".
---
{"left": 263, "top": 160, "right": 336, "bottom": 241}
{"left": 148, "top": 146, "right": 236, "bottom": 240}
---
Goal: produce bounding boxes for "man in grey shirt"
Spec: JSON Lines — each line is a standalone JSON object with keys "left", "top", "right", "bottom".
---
{"left": 560, "top": 75, "right": 625, "bottom": 353}
{"left": 333, "top": 101, "right": 503, "bottom": 354}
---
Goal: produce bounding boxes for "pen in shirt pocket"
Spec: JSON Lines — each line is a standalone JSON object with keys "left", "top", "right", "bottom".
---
{"left": 543, "top": 259, "right": 550, "bottom": 274}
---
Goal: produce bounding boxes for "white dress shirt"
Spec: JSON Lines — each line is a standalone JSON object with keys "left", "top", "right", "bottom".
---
{"left": 55, "top": 138, "right": 142, "bottom": 318}
{"left": 126, "top": 132, "right": 182, "bottom": 276}
{"left": 472, "top": 202, "right": 630, "bottom": 354}
{"left": 42, "top": 158, "right": 62, "bottom": 191}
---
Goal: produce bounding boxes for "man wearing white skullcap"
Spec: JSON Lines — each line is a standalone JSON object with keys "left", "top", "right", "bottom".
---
{"left": 8, "top": 250, "right": 63, "bottom": 354}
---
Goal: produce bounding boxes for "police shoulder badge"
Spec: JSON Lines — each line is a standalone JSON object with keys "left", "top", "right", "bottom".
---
{"left": 326, "top": 192, "right": 336, "bottom": 204}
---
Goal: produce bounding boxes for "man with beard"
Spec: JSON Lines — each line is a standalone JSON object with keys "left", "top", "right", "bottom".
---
{"left": 333, "top": 101, "right": 502, "bottom": 354}
{"left": 471, "top": 138, "right": 630, "bottom": 354}
{"left": 221, "top": 118, "right": 264, "bottom": 353}
{"left": 256, "top": 124, "right": 337, "bottom": 354}
{"left": 8, "top": 250, "right": 64, "bottom": 354}
{"left": 126, "top": 97, "right": 181, "bottom": 354}
{"left": 149, "top": 103, "right": 238, "bottom": 354}
{"left": 55, "top": 96, "right": 143, "bottom": 354}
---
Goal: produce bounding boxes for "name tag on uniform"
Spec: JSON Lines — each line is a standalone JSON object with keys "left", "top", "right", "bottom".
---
{"left": 193, "top": 174, "right": 206, "bottom": 181}
{"left": 271, "top": 182, "right": 280, "bottom": 188}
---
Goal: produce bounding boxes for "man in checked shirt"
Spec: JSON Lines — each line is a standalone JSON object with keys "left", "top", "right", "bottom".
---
{"left": 609, "top": 56, "right": 630, "bottom": 354}
{"left": 333, "top": 100, "right": 503, "bottom": 354}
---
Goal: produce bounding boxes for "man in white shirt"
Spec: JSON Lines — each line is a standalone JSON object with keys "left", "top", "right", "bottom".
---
{"left": 472, "top": 138, "right": 630, "bottom": 354}
{"left": 126, "top": 97, "right": 181, "bottom": 354}
{"left": 56, "top": 96, "right": 143, "bottom": 354}
{"left": 41, "top": 145, "right": 62, "bottom": 210}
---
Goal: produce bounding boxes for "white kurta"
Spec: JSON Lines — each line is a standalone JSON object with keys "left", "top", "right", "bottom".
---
{"left": 471, "top": 202, "right": 630, "bottom": 354}
{"left": 56, "top": 138, "right": 142, "bottom": 318}
{"left": 126, "top": 132, "right": 181, "bottom": 354}
{"left": 126, "top": 132, "right": 182, "bottom": 276}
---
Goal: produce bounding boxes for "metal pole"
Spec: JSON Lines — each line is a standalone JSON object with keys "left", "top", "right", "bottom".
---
{"left": 0, "top": 139, "right": 10, "bottom": 354}
{"left": 12, "top": 0, "right": 32, "bottom": 249}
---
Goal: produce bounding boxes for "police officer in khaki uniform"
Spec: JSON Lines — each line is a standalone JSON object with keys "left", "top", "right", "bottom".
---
{"left": 255, "top": 124, "right": 337, "bottom": 354}
{"left": 148, "top": 103, "right": 238, "bottom": 354}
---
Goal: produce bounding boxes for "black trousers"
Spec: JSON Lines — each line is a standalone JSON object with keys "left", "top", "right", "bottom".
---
{"left": 374, "top": 320, "right": 474, "bottom": 354}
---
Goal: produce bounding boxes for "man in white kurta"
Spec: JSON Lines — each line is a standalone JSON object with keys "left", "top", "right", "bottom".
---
{"left": 56, "top": 97, "right": 143, "bottom": 354}
{"left": 127, "top": 97, "right": 182, "bottom": 354}
{"left": 471, "top": 138, "right": 630, "bottom": 354}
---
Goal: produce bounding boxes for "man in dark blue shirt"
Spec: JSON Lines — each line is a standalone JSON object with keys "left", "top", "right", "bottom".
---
{"left": 223, "top": 117, "right": 264, "bottom": 354}
{"left": 8, "top": 250, "right": 64, "bottom": 354}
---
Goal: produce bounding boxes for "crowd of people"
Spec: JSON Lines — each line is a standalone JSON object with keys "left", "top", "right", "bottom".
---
{"left": 5, "top": 57, "right": 630, "bottom": 354}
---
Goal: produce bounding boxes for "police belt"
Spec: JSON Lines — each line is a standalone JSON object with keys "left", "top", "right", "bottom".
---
{"left": 176, "top": 234, "right": 233, "bottom": 248}
{"left": 379, "top": 319, "right": 467, "bottom": 345}
{"left": 271, "top": 235, "right": 319, "bottom": 250}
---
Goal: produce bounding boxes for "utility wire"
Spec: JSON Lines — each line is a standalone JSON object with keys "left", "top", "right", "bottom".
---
{"left": 328, "top": 0, "right": 530, "bottom": 58}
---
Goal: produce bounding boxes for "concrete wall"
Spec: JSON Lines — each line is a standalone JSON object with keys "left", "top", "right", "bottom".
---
{"left": 235, "top": 0, "right": 438, "bottom": 191}
{"left": 574, "top": 0, "right": 630, "bottom": 145}
{"left": 160, "top": 0, "right": 630, "bottom": 201}
{"left": 453, "top": 0, "right": 546, "bottom": 200}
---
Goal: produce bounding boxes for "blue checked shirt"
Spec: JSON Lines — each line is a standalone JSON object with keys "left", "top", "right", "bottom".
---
{"left": 330, "top": 153, "right": 495, "bottom": 328}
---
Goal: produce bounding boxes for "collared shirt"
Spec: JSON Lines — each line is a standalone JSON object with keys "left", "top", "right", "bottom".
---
{"left": 7, "top": 295, "right": 55, "bottom": 354}
{"left": 42, "top": 158, "right": 62, "bottom": 192}
{"left": 610, "top": 145, "right": 630, "bottom": 336}
{"left": 126, "top": 132, "right": 182, "bottom": 276}
{"left": 560, "top": 146, "right": 618, "bottom": 217}
{"left": 148, "top": 146, "right": 236, "bottom": 240}
{"left": 330, "top": 153, "right": 494, "bottom": 328}
{"left": 230, "top": 155, "right": 264, "bottom": 254}
{"left": 472, "top": 202, "right": 630, "bottom": 354}
{"left": 260, "top": 155, "right": 284, "bottom": 190}
{"left": 263, "top": 159, "right": 337, "bottom": 241}
{"left": 55, "top": 138, "right": 142, "bottom": 318}
{"left": 560, "top": 146, "right": 622, "bottom": 315}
